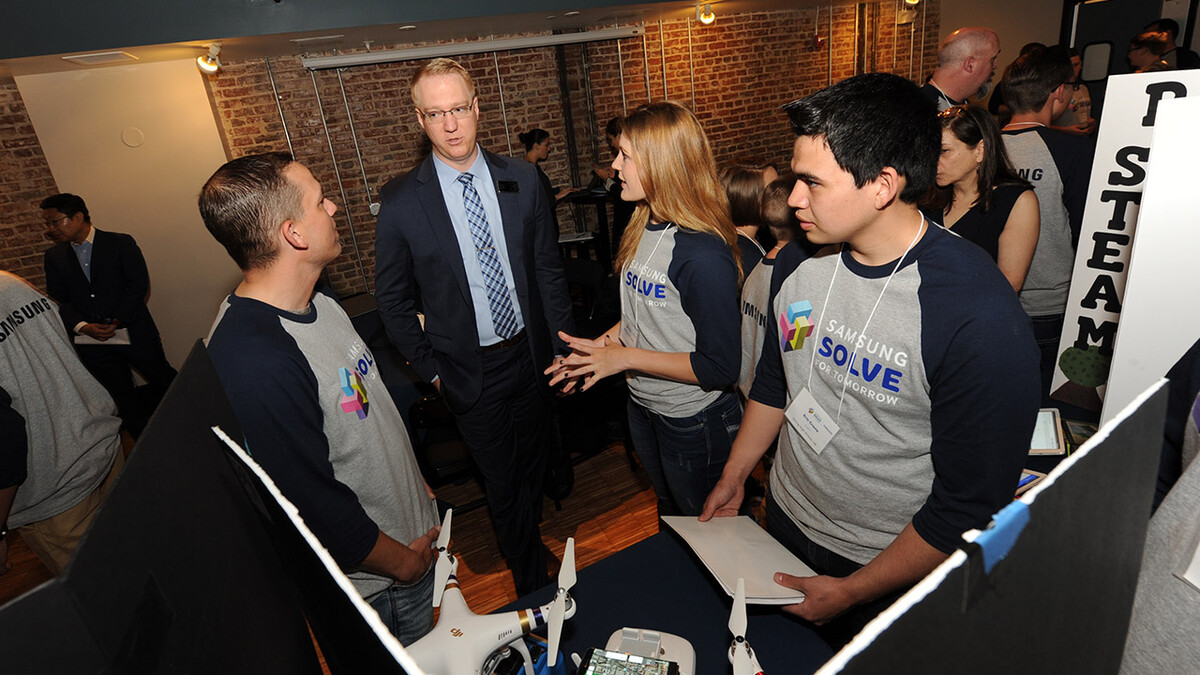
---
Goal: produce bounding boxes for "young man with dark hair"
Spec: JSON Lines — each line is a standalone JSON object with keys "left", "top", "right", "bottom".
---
{"left": 1001, "top": 45, "right": 1096, "bottom": 396}
{"left": 199, "top": 153, "right": 440, "bottom": 645}
{"left": 41, "top": 193, "right": 177, "bottom": 437}
{"left": 702, "top": 73, "right": 1040, "bottom": 646}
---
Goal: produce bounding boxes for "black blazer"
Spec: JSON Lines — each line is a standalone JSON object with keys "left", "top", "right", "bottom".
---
{"left": 374, "top": 150, "right": 575, "bottom": 413}
{"left": 43, "top": 228, "right": 161, "bottom": 345}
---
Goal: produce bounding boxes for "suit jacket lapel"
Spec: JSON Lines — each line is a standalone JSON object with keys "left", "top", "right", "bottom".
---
{"left": 87, "top": 229, "right": 108, "bottom": 287}
{"left": 414, "top": 156, "right": 472, "bottom": 305}
{"left": 484, "top": 150, "right": 530, "bottom": 301}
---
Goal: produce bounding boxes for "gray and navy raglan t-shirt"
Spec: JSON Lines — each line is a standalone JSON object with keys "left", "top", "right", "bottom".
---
{"left": 751, "top": 224, "right": 1040, "bottom": 565}
{"left": 207, "top": 289, "right": 437, "bottom": 599}
{"left": 619, "top": 222, "right": 741, "bottom": 418}
{"left": 740, "top": 255, "right": 790, "bottom": 399}
{"left": 1002, "top": 126, "right": 1094, "bottom": 317}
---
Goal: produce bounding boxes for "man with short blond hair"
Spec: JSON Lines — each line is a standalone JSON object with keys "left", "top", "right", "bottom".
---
{"left": 375, "top": 58, "right": 575, "bottom": 596}
{"left": 922, "top": 26, "right": 1001, "bottom": 110}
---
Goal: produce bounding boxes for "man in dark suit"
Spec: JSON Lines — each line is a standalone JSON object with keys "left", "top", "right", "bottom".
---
{"left": 41, "top": 193, "right": 176, "bottom": 436}
{"left": 375, "top": 58, "right": 574, "bottom": 596}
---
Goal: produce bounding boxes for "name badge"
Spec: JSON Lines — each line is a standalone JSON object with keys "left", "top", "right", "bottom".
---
{"left": 785, "top": 387, "right": 839, "bottom": 455}
{"left": 497, "top": 180, "right": 520, "bottom": 193}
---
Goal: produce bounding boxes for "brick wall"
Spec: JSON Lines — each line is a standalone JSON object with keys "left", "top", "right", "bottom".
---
{"left": 0, "top": 77, "right": 60, "bottom": 290}
{"left": 0, "top": 1, "right": 941, "bottom": 297}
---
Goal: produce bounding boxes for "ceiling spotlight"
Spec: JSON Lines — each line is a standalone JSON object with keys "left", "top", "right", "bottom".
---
{"left": 697, "top": 4, "right": 715, "bottom": 25}
{"left": 904, "top": 0, "right": 920, "bottom": 5}
{"left": 197, "top": 44, "right": 221, "bottom": 74}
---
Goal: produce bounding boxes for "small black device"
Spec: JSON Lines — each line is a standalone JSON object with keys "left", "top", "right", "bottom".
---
{"left": 579, "top": 647, "right": 680, "bottom": 675}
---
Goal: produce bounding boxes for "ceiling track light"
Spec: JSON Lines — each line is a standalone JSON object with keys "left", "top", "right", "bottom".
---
{"left": 197, "top": 44, "right": 222, "bottom": 74}
{"left": 697, "top": 3, "right": 715, "bottom": 25}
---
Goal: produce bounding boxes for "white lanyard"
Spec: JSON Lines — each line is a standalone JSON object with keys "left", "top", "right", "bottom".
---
{"left": 628, "top": 223, "right": 673, "bottom": 332}
{"left": 806, "top": 214, "right": 927, "bottom": 421}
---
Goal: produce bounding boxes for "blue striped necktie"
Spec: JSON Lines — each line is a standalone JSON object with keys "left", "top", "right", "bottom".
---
{"left": 457, "top": 172, "right": 519, "bottom": 339}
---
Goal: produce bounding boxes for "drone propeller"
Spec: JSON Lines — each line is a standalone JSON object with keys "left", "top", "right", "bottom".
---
{"left": 431, "top": 509, "right": 454, "bottom": 608}
{"left": 545, "top": 537, "right": 577, "bottom": 667}
{"left": 730, "top": 578, "right": 754, "bottom": 675}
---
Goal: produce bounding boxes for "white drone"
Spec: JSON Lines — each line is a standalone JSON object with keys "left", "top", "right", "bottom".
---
{"left": 728, "top": 578, "right": 765, "bottom": 675}
{"left": 406, "top": 509, "right": 578, "bottom": 675}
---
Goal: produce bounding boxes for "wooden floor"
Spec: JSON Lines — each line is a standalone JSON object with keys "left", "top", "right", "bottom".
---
{"left": 0, "top": 442, "right": 661, "bottom": 617}
{"left": 434, "top": 442, "right": 660, "bottom": 613}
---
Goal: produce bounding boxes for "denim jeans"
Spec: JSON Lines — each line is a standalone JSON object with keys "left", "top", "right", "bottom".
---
{"left": 627, "top": 390, "right": 742, "bottom": 516}
{"left": 366, "top": 563, "right": 435, "bottom": 646}
{"left": 1030, "top": 313, "right": 1064, "bottom": 403}
{"left": 765, "top": 494, "right": 904, "bottom": 649}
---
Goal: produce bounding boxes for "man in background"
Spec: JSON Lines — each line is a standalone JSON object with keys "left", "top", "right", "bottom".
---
{"left": 41, "top": 193, "right": 176, "bottom": 437}
{"left": 1001, "top": 45, "right": 1095, "bottom": 397}
{"left": 922, "top": 26, "right": 1001, "bottom": 111}
{"left": 1143, "top": 18, "right": 1200, "bottom": 70}
{"left": 592, "top": 116, "right": 635, "bottom": 265}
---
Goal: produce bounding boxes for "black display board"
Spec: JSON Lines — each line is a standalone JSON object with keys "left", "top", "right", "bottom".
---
{"left": 0, "top": 342, "right": 409, "bottom": 674}
{"left": 832, "top": 383, "right": 1167, "bottom": 674}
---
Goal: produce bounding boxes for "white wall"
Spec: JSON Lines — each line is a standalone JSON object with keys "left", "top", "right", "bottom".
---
{"left": 940, "top": 0, "right": 1063, "bottom": 65}
{"left": 15, "top": 60, "right": 239, "bottom": 369}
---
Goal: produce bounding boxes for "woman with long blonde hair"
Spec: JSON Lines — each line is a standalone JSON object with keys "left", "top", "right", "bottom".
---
{"left": 546, "top": 101, "right": 743, "bottom": 516}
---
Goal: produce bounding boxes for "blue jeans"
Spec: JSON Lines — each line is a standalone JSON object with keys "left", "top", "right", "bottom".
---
{"left": 366, "top": 563, "right": 435, "bottom": 646}
{"left": 765, "top": 494, "right": 904, "bottom": 649}
{"left": 1030, "top": 313, "right": 1064, "bottom": 403}
{"left": 627, "top": 391, "right": 741, "bottom": 516}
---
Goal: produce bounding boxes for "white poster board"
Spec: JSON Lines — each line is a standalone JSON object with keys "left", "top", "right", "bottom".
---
{"left": 1100, "top": 94, "right": 1200, "bottom": 424}
{"left": 1051, "top": 71, "right": 1200, "bottom": 412}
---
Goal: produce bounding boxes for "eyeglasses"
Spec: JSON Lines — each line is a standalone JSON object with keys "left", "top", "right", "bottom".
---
{"left": 43, "top": 215, "right": 68, "bottom": 227}
{"left": 419, "top": 104, "right": 474, "bottom": 122}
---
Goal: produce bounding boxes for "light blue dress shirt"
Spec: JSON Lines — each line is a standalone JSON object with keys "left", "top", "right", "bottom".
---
{"left": 433, "top": 148, "right": 526, "bottom": 346}
{"left": 71, "top": 228, "right": 95, "bottom": 282}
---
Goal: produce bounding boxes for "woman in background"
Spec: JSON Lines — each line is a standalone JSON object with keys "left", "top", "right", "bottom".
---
{"left": 545, "top": 101, "right": 743, "bottom": 517}
{"left": 719, "top": 163, "right": 775, "bottom": 273}
{"left": 924, "top": 105, "right": 1039, "bottom": 292}
{"left": 519, "top": 128, "right": 577, "bottom": 214}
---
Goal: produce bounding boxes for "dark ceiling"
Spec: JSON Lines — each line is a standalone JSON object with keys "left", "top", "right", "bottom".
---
{"left": 0, "top": 0, "right": 839, "bottom": 76}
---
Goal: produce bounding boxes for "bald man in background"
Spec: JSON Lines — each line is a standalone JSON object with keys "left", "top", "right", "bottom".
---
{"left": 922, "top": 27, "right": 1001, "bottom": 111}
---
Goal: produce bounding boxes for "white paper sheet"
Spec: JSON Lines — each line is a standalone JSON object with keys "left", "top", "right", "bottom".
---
{"left": 73, "top": 327, "right": 131, "bottom": 346}
{"left": 662, "top": 515, "right": 815, "bottom": 605}
{"left": 1180, "top": 525, "right": 1200, "bottom": 593}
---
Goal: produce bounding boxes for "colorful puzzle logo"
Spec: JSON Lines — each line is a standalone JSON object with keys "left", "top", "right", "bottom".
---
{"left": 780, "top": 300, "right": 815, "bottom": 353}
{"left": 338, "top": 367, "right": 369, "bottom": 420}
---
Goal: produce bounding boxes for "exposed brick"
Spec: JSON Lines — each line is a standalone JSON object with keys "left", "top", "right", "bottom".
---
{"left": 0, "top": 2, "right": 941, "bottom": 298}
